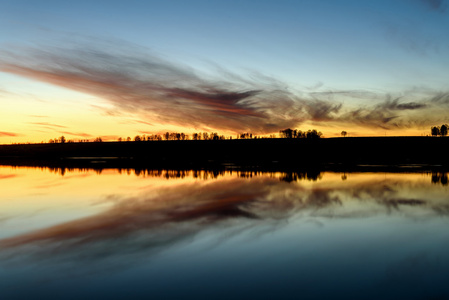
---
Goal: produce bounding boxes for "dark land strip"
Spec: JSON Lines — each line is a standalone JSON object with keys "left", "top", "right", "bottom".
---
{"left": 0, "top": 137, "right": 448, "bottom": 172}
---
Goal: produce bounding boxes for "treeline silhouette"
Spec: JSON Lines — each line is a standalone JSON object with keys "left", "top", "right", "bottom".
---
{"left": 279, "top": 128, "right": 323, "bottom": 139}
{"left": 5, "top": 136, "right": 449, "bottom": 169}
{"left": 2, "top": 163, "right": 322, "bottom": 182}
{"left": 43, "top": 128, "right": 322, "bottom": 144}
{"left": 431, "top": 124, "right": 449, "bottom": 136}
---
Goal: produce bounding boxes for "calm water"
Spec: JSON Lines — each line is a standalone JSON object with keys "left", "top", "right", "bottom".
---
{"left": 1, "top": 166, "right": 449, "bottom": 300}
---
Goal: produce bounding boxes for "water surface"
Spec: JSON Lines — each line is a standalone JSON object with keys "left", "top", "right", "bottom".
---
{"left": 1, "top": 166, "right": 449, "bottom": 299}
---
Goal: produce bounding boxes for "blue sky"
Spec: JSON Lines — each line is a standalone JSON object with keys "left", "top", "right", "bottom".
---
{"left": 0, "top": 0, "right": 448, "bottom": 141}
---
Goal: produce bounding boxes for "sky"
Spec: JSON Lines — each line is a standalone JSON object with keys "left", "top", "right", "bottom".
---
{"left": 0, "top": 0, "right": 448, "bottom": 143}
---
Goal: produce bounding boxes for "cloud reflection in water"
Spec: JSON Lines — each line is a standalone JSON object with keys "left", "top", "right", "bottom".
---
{"left": 1, "top": 170, "right": 448, "bottom": 268}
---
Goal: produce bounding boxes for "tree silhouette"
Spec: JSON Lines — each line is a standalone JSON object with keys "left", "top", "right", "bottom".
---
{"left": 280, "top": 128, "right": 321, "bottom": 138}
{"left": 306, "top": 129, "right": 322, "bottom": 139}
{"left": 239, "top": 132, "right": 253, "bottom": 139}
{"left": 279, "top": 128, "right": 293, "bottom": 138}
{"left": 441, "top": 124, "right": 448, "bottom": 137}
{"left": 431, "top": 126, "right": 440, "bottom": 136}
{"left": 341, "top": 131, "right": 347, "bottom": 137}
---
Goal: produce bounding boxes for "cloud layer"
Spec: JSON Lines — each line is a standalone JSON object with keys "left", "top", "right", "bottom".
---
{"left": 1, "top": 40, "right": 448, "bottom": 134}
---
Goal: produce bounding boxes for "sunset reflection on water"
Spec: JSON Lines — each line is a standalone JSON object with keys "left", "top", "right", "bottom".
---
{"left": 1, "top": 166, "right": 449, "bottom": 300}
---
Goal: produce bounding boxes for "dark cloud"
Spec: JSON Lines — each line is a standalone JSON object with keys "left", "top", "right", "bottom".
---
{"left": 396, "top": 102, "right": 427, "bottom": 110}
{"left": 337, "top": 97, "right": 432, "bottom": 129}
{"left": 305, "top": 100, "right": 343, "bottom": 121}
{"left": 377, "top": 98, "right": 427, "bottom": 111}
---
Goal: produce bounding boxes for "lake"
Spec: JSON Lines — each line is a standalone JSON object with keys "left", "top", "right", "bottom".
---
{"left": 1, "top": 166, "right": 449, "bottom": 299}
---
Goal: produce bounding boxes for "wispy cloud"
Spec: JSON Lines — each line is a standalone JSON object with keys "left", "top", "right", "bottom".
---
{"left": 0, "top": 87, "right": 11, "bottom": 95}
{"left": 59, "top": 131, "right": 92, "bottom": 138}
{"left": 0, "top": 131, "right": 20, "bottom": 137}
{"left": 0, "top": 41, "right": 302, "bottom": 133}
{"left": 29, "top": 122, "right": 67, "bottom": 128}
{"left": 28, "top": 115, "right": 49, "bottom": 118}
{"left": 0, "top": 39, "right": 448, "bottom": 133}
{"left": 430, "top": 92, "right": 449, "bottom": 104}
{"left": 0, "top": 174, "right": 18, "bottom": 179}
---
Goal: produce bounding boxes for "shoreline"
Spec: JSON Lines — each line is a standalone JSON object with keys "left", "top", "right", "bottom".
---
{"left": 0, "top": 137, "right": 448, "bottom": 170}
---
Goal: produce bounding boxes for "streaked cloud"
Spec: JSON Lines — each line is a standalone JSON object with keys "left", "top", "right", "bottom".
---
{"left": 28, "top": 115, "right": 49, "bottom": 118}
{"left": 0, "top": 87, "right": 11, "bottom": 95}
{"left": 29, "top": 122, "right": 67, "bottom": 128}
{"left": 0, "top": 131, "right": 20, "bottom": 137}
{"left": 0, "top": 40, "right": 448, "bottom": 134}
{"left": 0, "top": 174, "right": 17, "bottom": 179}
{"left": 59, "top": 131, "right": 93, "bottom": 138}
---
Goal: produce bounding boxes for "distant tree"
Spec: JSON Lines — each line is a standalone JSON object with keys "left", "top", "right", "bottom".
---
{"left": 441, "top": 124, "right": 448, "bottom": 137}
{"left": 94, "top": 137, "right": 103, "bottom": 142}
{"left": 280, "top": 128, "right": 293, "bottom": 138}
{"left": 60, "top": 136, "right": 66, "bottom": 144}
{"left": 306, "top": 129, "right": 322, "bottom": 139}
{"left": 126, "top": 136, "right": 131, "bottom": 142}
{"left": 118, "top": 137, "right": 122, "bottom": 142}
{"left": 134, "top": 135, "right": 141, "bottom": 142}
{"left": 296, "top": 130, "right": 305, "bottom": 138}
{"left": 280, "top": 128, "right": 322, "bottom": 139}
{"left": 341, "top": 131, "right": 347, "bottom": 137}
{"left": 431, "top": 126, "right": 440, "bottom": 136}
{"left": 239, "top": 132, "right": 252, "bottom": 139}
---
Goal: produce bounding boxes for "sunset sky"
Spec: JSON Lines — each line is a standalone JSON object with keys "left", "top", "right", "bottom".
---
{"left": 1, "top": 0, "right": 448, "bottom": 143}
